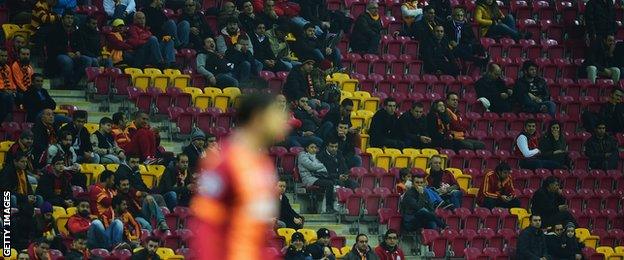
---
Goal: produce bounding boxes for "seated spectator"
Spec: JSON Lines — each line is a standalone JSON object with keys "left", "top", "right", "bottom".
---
{"left": 216, "top": 18, "right": 264, "bottom": 86}
{"left": 298, "top": 141, "right": 335, "bottom": 214}
{"left": 59, "top": 110, "right": 99, "bottom": 164}
{"left": 283, "top": 59, "right": 316, "bottom": 102}
{"left": 34, "top": 202, "right": 66, "bottom": 253}
{"left": 531, "top": 176, "right": 576, "bottom": 229}
{"left": 584, "top": 122, "right": 619, "bottom": 170}
{"left": 2, "top": 152, "right": 43, "bottom": 207}
{"left": 350, "top": 2, "right": 382, "bottom": 54}
{"left": 370, "top": 98, "right": 404, "bottom": 149}
{"left": 538, "top": 121, "right": 571, "bottom": 168}
{"left": 344, "top": 234, "right": 380, "bottom": 260}
{"left": 399, "top": 102, "right": 433, "bottom": 148}
{"left": 36, "top": 155, "right": 74, "bottom": 208}
{"left": 144, "top": 0, "right": 182, "bottom": 48}
{"left": 10, "top": 47, "right": 34, "bottom": 96}
{"left": 158, "top": 153, "right": 192, "bottom": 209}
{"left": 396, "top": 168, "right": 413, "bottom": 195}
{"left": 475, "top": 0, "right": 522, "bottom": 40}
{"left": 125, "top": 112, "right": 159, "bottom": 163}
{"left": 103, "top": 0, "right": 135, "bottom": 20}
{"left": 421, "top": 25, "right": 459, "bottom": 76}
{"left": 584, "top": 34, "right": 621, "bottom": 84}
{"left": 475, "top": 63, "right": 513, "bottom": 113}
{"left": 277, "top": 179, "right": 304, "bottom": 229}
{"left": 89, "top": 170, "right": 117, "bottom": 226}
{"left": 444, "top": 7, "right": 488, "bottom": 68}
{"left": 183, "top": 129, "right": 206, "bottom": 173}
{"left": 317, "top": 136, "right": 359, "bottom": 189}
{"left": 178, "top": 0, "right": 214, "bottom": 49}
{"left": 239, "top": 1, "right": 257, "bottom": 33}
{"left": 67, "top": 199, "right": 123, "bottom": 249}
{"left": 374, "top": 229, "right": 405, "bottom": 260}
{"left": 445, "top": 92, "right": 485, "bottom": 150}
{"left": 103, "top": 19, "right": 134, "bottom": 66}
{"left": 127, "top": 12, "right": 175, "bottom": 68}
{"left": 0, "top": 48, "right": 17, "bottom": 123}
{"left": 287, "top": 96, "right": 324, "bottom": 147}
{"left": 402, "top": 5, "right": 441, "bottom": 42}
{"left": 64, "top": 233, "right": 88, "bottom": 260}
{"left": 293, "top": 23, "right": 341, "bottom": 70}
{"left": 478, "top": 162, "right": 520, "bottom": 209}
{"left": 401, "top": 0, "right": 423, "bottom": 27}
{"left": 266, "top": 24, "right": 295, "bottom": 70}
{"left": 320, "top": 99, "right": 355, "bottom": 139}
{"left": 217, "top": 1, "right": 240, "bottom": 29}
{"left": 285, "top": 232, "right": 313, "bottom": 259}
{"left": 326, "top": 120, "right": 362, "bottom": 168}
{"left": 22, "top": 73, "right": 56, "bottom": 122}
{"left": 131, "top": 237, "right": 161, "bottom": 260}
{"left": 427, "top": 155, "right": 462, "bottom": 209}
{"left": 78, "top": 16, "right": 113, "bottom": 68}
{"left": 7, "top": 35, "right": 29, "bottom": 64}
{"left": 251, "top": 21, "right": 291, "bottom": 72}
{"left": 27, "top": 238, "right": 52, "bottom": 260}
{"left": 584, "top": 0, "right": 617, "bottom": 42}
{"left": 400, "top": 173, "right": 446, "bottom": 231}
{"left": 426, "top": 100, "right": 453, "bottom": 148}
{"left": 5, "top": 131, "right": 35, "bottom": 173}
{"left": 196, "top": 36, "right": 239, "bottom": 87}
{"left": 17, "top": 250, "right": 29, "bottom": 260}
{"left": 32, "top": 109, "right": 58, "bottom": 169}
{"left": 257, "top": 0, "right": 281, "bottom": 29}
{"left": 517, "top": 215, "right": 550, "bottom": 259}
{"left": 46, "top": 131, "right": 85, "bottom": 188}
{"left": 91, "top": 117, "right": 126, "bottom": 164}
{"left": 308, "top": 229, "right": 336, "bottom": 259}
{"left": 597, "top": 88, "right": 624, "bottom": 133}
{"left": 559, "top": 223, "right": 584, "bottom": 259}
{"left": 516, "top": 119, "right": 565, "bottom": 170}
{"left": 112, "top": 112, "right": 131, "bottom": 150}
{"left": 111, "top": 197, "right": 142, "bottom": 245}
{"left": 515, "top": 60, "right": 557, "bottom": 116}
{"left": 116, "top": 175, "right": 169, "bottom": 232}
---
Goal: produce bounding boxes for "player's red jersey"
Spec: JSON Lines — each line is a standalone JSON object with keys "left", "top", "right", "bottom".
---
{"left": 189, "top": 139, "right": 279, "bottom": 260}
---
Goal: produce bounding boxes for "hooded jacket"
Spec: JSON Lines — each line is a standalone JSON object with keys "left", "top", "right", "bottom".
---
{"left": 297, "top": 152, "right": 329, "bottom": 187}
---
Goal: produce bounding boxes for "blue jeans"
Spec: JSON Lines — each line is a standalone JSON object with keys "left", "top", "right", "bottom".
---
{"left": 84, "top": 56, "right": 113, "bottom": 68}
{"left": 441, "top": 190, "right": 463, "bottom": 209}
{"left": 56, "top": 54, "right": 91, "bottom": 86}
{"left": 0, "top": 91, "right": 15, "bottom": 122}
{"left": 177, "top": 21, "right": 190, "bottom": 48}
{"left": 234, "top": 60, "right": 263, "bottom": 82}
{"left": 87, "top": 219, "right": 123, "bottom": 249}
{"left": 312, "top": 48, "right": 342, "bottom": 69}
{"left": 136, "top": 217, "right": 152, "bottom": 231}
{"left": 522, "top": 97, "right": 557, "bottom": 117}
{"left": 142, "top": 196, "right": 166, "bottom": 225}
{"left": 162, "top": 191, "right": 178, "bottom": 210}
{"left": 131, "top": 36, "right": 164, "bottom": 67}
{"left": 162, "top": 19, "right": 182, "bottom": 48}
{"left": 286, "top": 135, "right": 324, "bottom": 148}
{"left": 214, "top": 73, "right": 239, "bottom": 87}
{"left": 485, "top": 15, "right": 520, "bottom": 40}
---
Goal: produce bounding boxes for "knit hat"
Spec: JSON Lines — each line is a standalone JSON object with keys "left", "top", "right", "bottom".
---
{"left": 190, "top": 128, "right": 206, "bottom": 142}
{"left": 40, "top": 202, "right": 53, "bottom": 214}
{"left": 291, "top": 232, "right": 305, "bottom": 242}
{"left": 317, "top": 228, "right": 331, "bottom": 239}
{"left": 565, "top": 222, "right": 576, "bottom": 230}
{"left": 112, "top": 19, "right": 125, "bottom": 27}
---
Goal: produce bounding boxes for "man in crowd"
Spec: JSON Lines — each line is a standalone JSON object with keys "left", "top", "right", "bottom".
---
{"left": 317, "top": 135, "right": 359, "bottom": 189}
{"left": 293, "top": 23, "right": 340, "bottom": 70}
{"left": 427, "top": 155, "right": 462, "bottom": 209}
{"left": 401, "top": 173, "right": 445, "bottom": 230}
{"left": 445, "top": 92, "right": 485, "bottom": 150}
{"left": 127, "top": 11, "right": 175, "bottom": 68}
{"left": 516, "top": 119, "right": 564, "bottom": 170}
{"left": 584, "top": 122, "right": 619, "bottom": 170}
{"left": 46, "top": 10, "right": 92, "bottom": 88}
{"left": 370, "top": 98, "right": 404, "bottom": 149}
{"left": 517, "top": 215, "right": 550, "bottom": 260}
{"left": 89, "top": 170, "right": 117, "bottom": 226}
{"left": 328, "top": 121, "right": 361, "bottom": 168}
{"left": 216, "top": 18, "right": 263, "bottom": 86}
{"left": 158, "top": 153, "right": 193, "bottom": 209}
{"left": 65, "top": 233, "right": 89, "bottom": 260}
{"left": 116, "top": 175, "right": 169, "bottom": 232}
{"left": 400, "top": 102, "right": 432, "bottom": 148}
{"left": 126, "top": 112, "right": 160, "bottom": 164}
{"left": 131, "top": 237, "right": 161, "bottom": 260}
{"left": 283, "top": 59, "right": 322, "bottom": 103}
{"left": 350, "top": 2, "right": 382, "bottom": 54}
{"left": 374, "top": 229, "right": 405, "bottom": 260}
{"left": 78, "top": 16, "right": 112, "bottom": 68}
{"left": 475, "top": 63, "right": 513, "bottom": 113}
{"left": 196, "top": 37, "right": 239, "bottom": 87}
{"left": 182, "top": 129, "right": 206, "bottom": 173}
{"left": 144, "top": 0, "right": 181, "bottom": 49}
{"left": 32, "top": 109, "right": 57, "bottom": 169}
{"left": 478, "top": 162, "right": 520, "bottom": 209}
{"left": 277, "top": 179, "right": 304, "bottom": 229}
{"left": 320, "top": 98, "right": 355, "bottom": 138}
{"left": 515, "top": 60, "right": 557, "bottom": 116}
{"left": 546, "top": 223, "right": 584, "bottom": 260}
{"left": 251, "top": 21, "right": 291, "bottom": 72}
{"left": 27, "top": 238, "right": 52, "bottom": 260}
{"left": 22, "top": 73, "right": 56, "bottom": 122}
{"left": 309, "top": 228, "right": 336, "bottom": 260}
{"left": 444, "top": 7, "right": 488, "bottom": 68}
{"left": 597, "top": 88, "right": 624, "bottom": 133}
{"left": 177, "top": 0, "right": 213, "bottom": 49}
{"left": 421, "top": 25, "right": 459, "bottom": 76}
{"left": 5, "top": 131, "right": 35, "bottom": 172}
{"left": 112, "top": 112, "right": 131, "bottom": 150}
{"left": 59, "top": 110, "right": 99, "bottom": 163}
{"left": 115, "top": 155, "right": 149, "bottom": 192}
{"left": 67, "top": 199, "right": 124, "bottom": 249}
{"left": 0, "top": 48, "right": 17, "bottom": 123}
{"left": 344, "top": 234, "right": 380, "bottom": 260}
{"left": 36, "top": 155, "right": 74, "bottom": 208}
{"left": 531, "top": 176, "right": 576, "bottom": 229}
{"left": 10, "top": 47, "right": 33, "bottom": 95}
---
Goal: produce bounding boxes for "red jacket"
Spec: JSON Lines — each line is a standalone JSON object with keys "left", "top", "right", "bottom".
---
{"left": 67, "top": 215, "right": 92, "bottom": 235}
{"left": 446, "top": 108, "right": 467, "bottom": 140}
{"left": 127, "top": 25, "right": 153, "bottom": 48}
{"left": 374, "top": 244, "right": 406, "bottom": 260}
{"left": 477, "top": 169, "right": 515, "bottom": 203}
{"left": 89, "top": 183, "right": 116, "bottom": 226}
{"left": 105, "top": 31, "right": 133, "bottom": 50}
{"left": 426, "top": 169, "right": 459, "bottom": 189}
{"left": 27, "top": 242, "right": 52, "bottom": 260}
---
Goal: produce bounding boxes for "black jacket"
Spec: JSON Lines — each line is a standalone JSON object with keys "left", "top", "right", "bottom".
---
{"left": 284, "top": 247, "right": 313, "bottom": 260}
{"left": 321, "top": 104, "right": 351, "bottom": 129}
{"left": 584, "top": 134, "right": 619, "bottom": 170}
{"left": 59, "top": 123, "right": 93, "bottom": 155}
{"left": 296, "top": 0, "right": 328, "bottom": 26}
{"left": 198, "top": 50, "right": 232, "bottom": 74}
{"left": 131, "top": 249, "right": 162, "bottom": 260}
{"left": 517, "top": 226, "right": 550, "bottom": 260}
{"left": 157, "top": 166, "right": 192, "bottom": 195}
{"left": 399, "top": 111, "right": 429, "bottom": 145}
{"left": 239, "top": 13, "right": 257, "bottom": 34}
{"left": 515, "top": 76, "right": 550, "bottom": 105}
{"left": 308, "top": 241, "right": 336, "bottom": 260}
{"left": 1, "top": 164, "right": 35, "bottom": 201}
{"left": 598, "top": 101, "right": 624, "bottom": 133}
{"left": 22, "top": 87, "right": 56, "bottom": 122}
{"left": 179, "top": 11, "right": 214, "bottom": 40}
{"left": 144, "top": 6, "right": 168, "bottom": 38}
{"left": 369, "top": 110, "right": 401, "bottom": 148}
{"left": 420, "top": 36, "right": 456, "bottom": 74}
{"left": 278, "top": 194, "right": 303, "bottom": 229}
{"left": 538, "top": 133, "right": 568, "bottom": 164}
{"left": 350, "top": 12, "right": 382, "bottom": 53}
{"left": 36, "top": 168, "right": 73, "bottom": 207}
{"left": 250, "top": 33, "right": 277, "bottom": 61}
{"left": 284, "top": 65, "right": 311, "bottom": 101}
{"left": 293, "top": 35, "right": 324, "bottom": 60}
{"left": 426, "top": 111, "right": 452, "bottom": 148}
{"left": 115, "top": 163, "right": 150, "bottom": 192}
{"left": 475, "top": 75, "right": 510, "bottom": 112}
{"left": 530, "top": 187, "right": 567, "bottom": 226}
{"left": 412, "top": 18, "right": 442, "bottom": 42}
{"left": 430, "top": 0, "right": 452, "bottom": 20}
{"left": 32, "top": 120, "right": 57, "bottom": 168}
{"left": 584, "top": 40, "right": 619, "bottom": 71}
{"left": 584, "top": 0, "right": 617, "bottom": 37}
{"left": 317, "top": 149, "right": 348, "bottom": 180}
{"left": 545, "top": 233, "right": 584, "bottom": 260}
{"left": 182, "top": 143, "right": 202, "bottom": 173}
{"left": 400, "top": 187, "right": 434, "bottom": 216}
{"left": 444, "top": 19, "right": 477, "bottom": 46}
{"left": 77, "top": 26, "right": 102, "bottom": 58}
{"left": 46, "top": 23, "right": 82, "bottom": 63}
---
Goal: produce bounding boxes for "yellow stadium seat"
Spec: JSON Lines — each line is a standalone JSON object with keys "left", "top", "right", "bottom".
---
{"left": 355, "top": 110, "right": 375, "bottom": 129}
{"left": 84, "top": 123, "right": 99, "bottom": 134}
{"left": 147, "top": 165, "right": 166, "bottom": 176}
{"left": 56, "top": 215, "right": 70, "bottom": 236}
{"left": 0, "top": 141, "right": 14, "bottom": 166}
{"left": 143, "top": 68, "right": 162, "bottom": 75}
{"left": 340, "top": 79, "right": 359, "bottom": 93}
{"left": 366, "top": 148, "right": 383, "bottom": 157}
{"left": 52, "top": 206, "right": 66, "bottom": 216}
{"left": 608, "top": 253, "right": 624, "bottom": 260}
{"left": 597, "top": 247, "right": 615, "bottom": 258}
{"left": 163, "top": 69, "right": 181, "bottom": 76}
{"left": 332, "top": 247, "right": 344, "bottom": 258}
{"left": 66, "top": 207, "right": 77, "bottom": 216}
{"left": 467, "top": 187, "right": 479, "bottom": 195}
{"left": 340, "top": 91, "right": 353, "bottom": 102}
{"left": 446, "top": 168, "right": 463, "bottom": 177}
{"left": 213, "top": 94, "right": 230, "bottom": 111}
{"left": 194, "top": 94, "right": 212, "bottom": 110}
{"left": 340, "top": 246, "right": 351, "bottom": 256}
{"left": 124, "top": 67, "right": 142, "bottom": 76}
{"left": 125, "top": 68, "right": 150, "bottom": 90}
{"left": 363, "top": 97, "right": 380, "bottom": 113}
{"left": 360, "top": 134, "right": 369, "bottom": 150}
{"left": 81, "top": 164, "right": 106, "bottom": 185}
{"left": 171, "top": 74, "right": 191, "bottom": 89}
{"left": 182, "top": 87, "right": 203, "bottom": 100}
{"left": 2, "top": 24, "right": 23, "bottom": 39}
{"left": 582, "top": 235, "right": 600, "bottom": 249}
{"left": 153, "top": 74, "right": 171, "bottom": 92}
{"left": 138, "top": 164, "right": 148, "bottom": 174}
{"left": 106, "top": 164, "right": 119, "bottom": 172}
{"left": 166, "top": 255, "right": 185, "bottom": 260}
{"left": 575, "top": 228, "right": 591, "bottom": 240}
{"left": 156, "top": 248, "right": 175, "bottom": 259}
{"left": 8, "top": 248, "right": 18, "bottom": 260}
{"left": 277, "top": 228, "right": 297, "bottom": 245}
{"left": 412, "top": 155, "right": 430, "bottom": 170}
{"left": 352, "top": 91, "right": 371, "bottom": 110}
{"left": 223, "top": 87, "right": 241, "bottom": 107}
{"left": 420, "top": 148, "right": 439, "bottom": 156}
{"left": 394, "top": 153, "right": 412, "bottom": 168}
{"left": 520, "top": 215, "right": 530, "bottom": 229}
{"left": 455, "top": 175, "right": 472, "bottom": 191}
{"left": 203, "top": 87, "right": 222, "bottom": 97}
{"left": 331, "top": 73, "right": 350, "bottom": 80}
{"left": 141, "top": 173, "right": 158, "bottom": 189}
{"left": 297, "top": 228, "right": 317, "bottom": 244}
{"left": 351, "top": 116, "right": 365, "bottom": 130}
{"left": 402, "top": 148, "right": 421, "bottom": 156}
{"left": 375, "top": 152, "right": 393, "bottom": 170}
{"left": 616, "top": 247, "right": 624, "bottom": 254}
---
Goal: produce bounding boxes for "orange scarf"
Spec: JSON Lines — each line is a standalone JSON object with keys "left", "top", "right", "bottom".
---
{"left": 446, "top": 109, "right": 465, "bottom": 140}
{"left": 16, "top": 169, "right": 28, "bottom": 195}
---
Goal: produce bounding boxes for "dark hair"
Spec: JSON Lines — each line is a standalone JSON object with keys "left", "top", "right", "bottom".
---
{"left": 303, "top": 23, "right": 315, "bottom": 31}
{"left": 411, "top": 102, "right": 424, "bottom": 109}
{"left": 176, "top": 153, "right": 188, "bottom": 161}
{"left": 146, "top": 236, "right": 160, "bottom": 244}
{"left": 446, "top": 92, "right": 459, "bottom": 100}
{"left": 254, "top": 20, "right": 266, "bottom": 29}
{"left": 99, "top": 117, "right": 113, "bottom": 125}
{"left": 423, "top": 5, "right": 435, "bottom": 12}
{"left": 385, "top": 229, "right": 398, "bottom": 239}
{"left": 546, "top": 120, "right": 561, "bottom": 136}
{"left": 495, "top": 162, "right": 511, "bottom": 173}
{"left": 341, "top": 98, "right": 354, "bottom": 108}
{"left": 325, "top": 135, "right": 340, "bottom": 145}
{"left": 542, "top": 176, "right": 559, "bottom": 188}
{"left": 51, "top": 154, "right": 65, "bottom": 164}
{"left": 18, "top": 47, "right": 30, "bottom": 53}
{"left": 529, "top": 214, "right": 541, "bottom": 220}
{"left": 355, "top": 234, "right": 368, "bottom": 243}
{"left": 100, "top": 170, "right": 114, "bottom": 182}
{"left": 115, "top": 174, "right": 130, "bottom": 186}
{"left": 32, "top": 73, "right": 44, "bottom": 80}
{"left": 111, "top": 196, "right": 126, "bottom": 208}
{"left": 237, "top": 93, "right": 276, "bottom": 126}
{"left": 73, "top": 110, "right": 88, "bottom": 120}
{"left": 59, "top": 131, "right": 73, "bottom": 140}
{"left": 522, "top": 60, "right": 538, "bottom": 72}
{"left": 524, "top": 119, "right": 537, "bottom": 126}
{"left": 399, "top": 168, "right": 411, "bottom": 180}
{"left": 337, "top": 120, "right": 350, "bottom": 127}
{"left": 383, "top": 97, "right": 397, "bottom": 106}
{"left": 133, "top": 111, "right": 148, "bottom": 120}
{"left": 112, "top": 112, "right": 125, "bottom": 125}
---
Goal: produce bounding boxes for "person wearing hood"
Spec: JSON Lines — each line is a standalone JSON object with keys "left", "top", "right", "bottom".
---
{"left": 183, "top": 128, "right": 206, "bottom": 173}
{"left": 350, "top": 2, "right": 382, "bottom": 54}
{"left": 36, "top": 155, "right": 74, "bottom": 208}
{"left": 374, "top": 229, "right": 405, "bottom": 260}
{"left": 308, "top": 228, "right": 336, "bottom": 260}
{"left": 285, "top": 232, "right": 313, "bottom": 260}
{"left": 531, "top": 176, "right": 576, "bottom": 230}
{"left": 545, "top": 223, "right": 584, "bottom": 260}
{"left": 344, "top": 234, "right": 380, "bottom": 260}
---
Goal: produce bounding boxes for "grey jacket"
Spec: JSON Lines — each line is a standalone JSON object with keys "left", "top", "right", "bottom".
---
{"left": 297, "top": 152, "right": 328, "bottom": 187}
{"left": 343, "top": 246, "right": 380, "bottom": 260}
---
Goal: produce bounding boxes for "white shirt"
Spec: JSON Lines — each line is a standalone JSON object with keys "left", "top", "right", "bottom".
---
{"left": 516, "top": 134, "right": 540, "bottom": 158}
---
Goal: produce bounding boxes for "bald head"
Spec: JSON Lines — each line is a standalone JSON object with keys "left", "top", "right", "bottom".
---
{"left": 134, "top": 12, "right": 146, "bottom": 26}
{"left": 487, "top": 63, "right": 502, "bottom": 79}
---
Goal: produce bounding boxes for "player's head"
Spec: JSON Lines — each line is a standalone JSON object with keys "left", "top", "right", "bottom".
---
{"left": 237, "top": 93, "right": 289, "bottom": 145}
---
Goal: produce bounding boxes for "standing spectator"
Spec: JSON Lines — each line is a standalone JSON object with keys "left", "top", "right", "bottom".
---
{"left": 0, "top": 48, "right": 17, "bottom": 123}
{"left": 196, "top": 37, "right": 239, "bottom": 87}
{"left": 584, "top": 122, "right": 619, "bottom": 170}
{"left": 427, "top": 155, "right": 463, "bottom": 209}
{"left": 584, "top": 35, "right": 621, "bottom": 84}
{"left": 158, "top": 153, "right": 192, "bottom": 209}
{"left": 89, "top": 170, "right": 117, "bottom": 227}
{"left": 475, "top": 63, "right": 513, "bottom": 113}
{"left": 317, "top": 136, "right": 359, "bottom": 189}
{"left": 308, "top": 228, "right": 336, "bottom": 260}
{"left": 421, "top": 25, "right": 459, "bottom": 76}
{"left": 125, "top": 112, "right": 159, "bottom": 163}
{"left": 64, "top": 233, "right": 88, "bottom": 260}
{"left": 91, "top": 117, "right": 126, "bottom": 164}
{"left": 538, "top": 121, "right": 570, "bottom": 168}
{"left": 478, "top": 162, "right": 520, "bottom": 209}
{"left": 475, "top": 0, "right": 521, "bottom": 40}
{"left": 584, "top": 0, "right": 617, "bottom": 41}
{"left": 60, "top": 110, "right": 99, "bottom": 163}
{"left": 298, "top": 141, "right": 335, "bottom": 214}
{"left": 22, "top": 73, "right": 56, "bottom": 122}
{"left": 10, "top": 47, "right": 34, "bottom": 94}
{"left": 32, "top": 109, "right": 57, "bottom": 169}
{"left": 103, "top": 0, "right": 135, "bottom": 20}
{"left": 374, "top": 229, "right": 405, "bottom": 260}
{"left": 400, "top": 102, "right": 433, "bottom": 148}
{"left": 178, "top": 0, "right": 214, "bottom": 49}
{"left": 182, "top": 129, "right": 206, "bottom": 173}
{"left": 344, "top": 234, "right": 380, "bottom": 260}
{"left": 131, "top": 237, "right": 161, "bottom": 260}
{"left": 77, "top": 16, "right": 112, "bottom": 68}
{"left": 350, "top": 2, "right": 382, "bottom": 54}
{"left": 277, "top": 179, "right": 304, "bottom": 229}
{"left": 36, "top": 155, "right": 74, "bottom": 207}
{"left": 46, "top": 10, "right": 91, "bottom": 89}
{"left": 283, "top": 59, "right": 316, "bottom": 102}
{"left": 369, "top": 98, "right": 404, "bottom": 149}
{"left": 444, "top": 7, "right": 488, "bottom": 67}
{"left": 127, "top": 11, "right": 175, "bottom": 68}
{"left": 426, "top": 100, "right": 453, "bottom": 148}
{"left": 516, "top": 119, "right": 564, "bottom": 170}
{"left": 445, "top": 92, "right": 485, "bottom": 150}
{"left": 400, "top": 173, "right": 445, "bottom": 230}
{"left": 284, "top": 232, "right": 313, "bottom": 259}
{"left": 250, "top": 21, "right": 291, "bottom": 72}
{"left": 517, "top": 215, "right": 550, "bottom": 260}
{"left": 515, "top": 60, "right": 557, "bottom": 116}
{"left": 531, "top": 176, "right": 576, "bottom": 229}
{"left": 144, "top": 0, "right": 181, "bottom": 47}
{"left": 598, "top": 88, "right": 624, "bottom": 133}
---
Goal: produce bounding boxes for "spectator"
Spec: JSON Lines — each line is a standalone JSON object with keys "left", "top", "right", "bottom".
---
{"left": 475, "top": 63, "right": 513, "bottom": 113}
{"left": 125, "top": 112, "right": 159, "bottom": 163}
{"left": 217, "top": 1, "right": 240, "bottom": 29}
{"left": 326, "top": 120, "right": 362, "bottom": 168}
{"left": 182, "top": 129, "right": 206, "bottom": 173}
{"left": 257, "top": 0, "right": 280, "bottom": 29}
{"left": 531, "top": 176, "right": 576, "bottom": 229}
{"left": 2, "top": 152, "right": 43, "bottom": 207}
{"left": 239, "top": 1, "right": 257, "bottom": 33}
{"left": 597, "top": 88, "right": 624, "bottom": 133}
{"left": 158, "top": 153, "right": 192, "bottom": 209}
{"left": 350, "top": 2, "right": 382, "bottom": 54}
{"left": 421, "top": 25, "right": 459, "bottom": 76}
{"left": 293, "top": 0, "right": 347, "bottom": 35}
{"left": 127, "top": 11, "right": 175, "bottom": 68}
{"left": 17, "top": 250, "right": 29, "bottom": 260}
{"left": 10, "top": 47, "right": 34, "bottom": 94}
{"left": 64, "top": 233, "right": 88, "bottom": 260}
{"left": 426, "top": 100, "right": 453, "bottom": 148}
{"left": 77, "top": 16, "right": 113, "bottom": 68}
{"left": 91, "top": 117, "right": 126, "bottom": 164}
{"left": 89, "top": 170, "right": 117, "bottom": 226}
{"left": 131, "top": 237, "right": 161, "bottom": 260}
{"left": 320, "top": 99, "right": 355, "bottom": 138}
{"left": 396, "top": 168, "right": 413, "bottom": 195}
{"left": 114, "top": 155, "right": 148, "bottom": 193}
{"left": 67, "top": 199, "right": 124, "bottom": 249}
{"left": 144, "top": 0, "right": 181, "bottom": 47}
{"left": 308, "top": 228, "right": 336, "bottom": 259}
{"left": 103, "top": 19, "right": 134, "bottom": 66}
{"left": 33, "top": 202, "right": 66, "bottom": 253}
{"left": 30, "top": 0, "right": 58, "bottom": 32}
{"left": 517, "top": 215, "right": 550, "bottom": 260}
{"left": 516, "top": 119, "right": 565, "bottom": 170}
{"left": 374, "top": 229, "right": 405, "bottom": 260}
{"left": 344, "top": 234, "right": 380, "bottom": 260}
{"left": 538, "top": 121, "right": 571, "bottom": 168}
{"left": 285, "top": 232, "right": 313, "bottom": 259}
{"left": 445, "top": 92, "right": 485, "bottom": 150}
{"left": 0, "top": 48, "right": 17, "bottom": 123}
{"left": 369, "top": 98, "right": 404, "bottom": 149}
{"left": 111, "top": 197, "right": 142, "bottom": 245}
{"left": 46, "top": 131, "right": 85, "bottom": 189}
{"left": 27, "top": 238, "right": 52, "bottom": 260}
{"left": 22, "top": 73, "right": 56, "bottom": 122}
{"left": 6, "top": 131, "right": 35, "bottom": 173}
{"left": 266, "top": 24, "right": 295, "bottom": 70}
{"left": 112, "top": 112, "right": 131, "bottom": 150}
{"left": 298, "top": 141, "right": 335, "bottom": 214}
{"left": 475, "top": 0, "right": 522, "bottom": 40}
{"left": 216, "top": 19, "right": 263, "bottom": 86}
{"left": 317, "top": 135, "right": 359, "bottom": 189}
{"left": 561, "top": 223, "right": 585, "bottom": 259}
{"left": 427, "top": 155, "right": 462, "bottom": 209}
{"left": 116, "top": 175, "right": 169, "bottom": 232}
{"left": 283, "top": 59, "right": 316, "bottom": 102}
{"left": 444, "top": 7, "right": 488, "bottom": 67}
{"left": 584, "top": 0, "right": 617, "bottom": 41}
{"left": 401, "top": 0, "right": 423, "bottom": 27}
{"left": 584, "top": 122, "right": 619, "bottom": 170}
{"left": 36, "top": 155, "right": 74, "bottom": 207}
{"left": 103, "top": 0, "right": 135, "bottom": 20}
{"left": 400, "top": 173, "right": 446, "bottom": 230}
{"left": 250, "top": 21, "right": 291, "bottom": 72}
{"left": 32, "top": 109, "right": 57, "bottom": 169}
{"left": 404, "top": 5, "right": 441, "bottom": 42}
{"left": 7, "top": 0, "right": 35, "bottom": 25}
{"left": 516, "top": 60, "right": 557, "bottom": 116}
{"left": 399, "top": 102, "right": 432, "bottom": 148}
{"left": 277, "top": 179, "right": 304, "bottom": 229}
{"left": 46, "top": 10, "right": 92, "bottom": 89}
{"left": 178, "top": 0, "right": 214, "bottom": 49}
{"left": 292, "top": 95, "right": 321, "bottom": 134}
{"left": 7, "top": 35, "right": 29, "bottom": 64}
{"left": 478, "top": 162, "right": 520, "bottom": 209}
{"left": 546, "top": 223, "right": 584, "bottom": 260}
{"left": 584, "top": 35, "right": 621, "bottom": 84}
{"left": 293, "top": 23, "right": 341, "bottom": 70}
{"left": 60, "top": 110, "right": 98, "bottom": 164}
{"left": 196, "top": 36, "right": 239, "bottom": 87}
